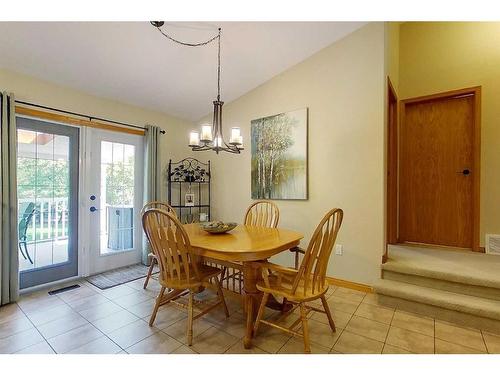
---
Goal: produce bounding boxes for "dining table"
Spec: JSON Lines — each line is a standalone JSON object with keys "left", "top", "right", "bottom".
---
{"left": 183, "top": 223, "right": 303, "bottom": 349}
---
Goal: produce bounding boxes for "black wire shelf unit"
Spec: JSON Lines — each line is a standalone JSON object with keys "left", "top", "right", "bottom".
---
{"left": 167, "top": 158, "right": 211, "bottom": 224}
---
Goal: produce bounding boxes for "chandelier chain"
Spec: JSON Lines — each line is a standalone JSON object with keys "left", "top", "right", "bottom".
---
{"left": 153, "top": 26, "right": 222, "bottom": 100}
{"left": 151, "top": 22, "right": 242, "bottom": 154}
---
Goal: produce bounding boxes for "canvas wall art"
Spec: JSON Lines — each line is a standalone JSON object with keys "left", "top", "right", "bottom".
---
{"left": 251, "top": 108, "right": 308, "bottom": 200}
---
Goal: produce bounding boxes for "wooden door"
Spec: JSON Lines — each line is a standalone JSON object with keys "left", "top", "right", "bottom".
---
{"left": 399, "top": 90, "right": 479, "bottom": 249}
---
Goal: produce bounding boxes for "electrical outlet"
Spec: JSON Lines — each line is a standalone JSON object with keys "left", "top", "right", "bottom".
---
{"left": 335, "top": 244, "right": 343, "bottom": 255}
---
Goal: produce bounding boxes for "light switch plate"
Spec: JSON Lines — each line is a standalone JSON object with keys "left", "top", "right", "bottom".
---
{"left": 335, "top": 244, "right": 343, "bottom": 255}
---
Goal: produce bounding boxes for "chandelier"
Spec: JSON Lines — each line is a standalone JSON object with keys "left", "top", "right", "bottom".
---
{"left": 151, "top": 22, "right": 243, "bottom": 154}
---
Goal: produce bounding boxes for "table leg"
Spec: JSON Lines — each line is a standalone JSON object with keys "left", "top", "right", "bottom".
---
{"left": 243, "top": 262, "right": 260, "bottom": 349}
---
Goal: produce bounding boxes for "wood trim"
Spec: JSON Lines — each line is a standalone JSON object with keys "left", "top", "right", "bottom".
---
{"left": 472, "top": 88, "right": 482, "bottom": 252}
{"left": 385, "top": 77, "right": 399, "bottom": 264}
{"left": 399, "top": 86, "right": 481, "bottom": 252}
{"left": 326, "top": 276, "right": 373, "bottom": 294}
{"left": 15, "top": 106, "right": 145, "bottom": 136}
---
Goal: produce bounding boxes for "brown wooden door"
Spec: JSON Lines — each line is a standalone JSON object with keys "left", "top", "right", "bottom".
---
{"left": 399, "top": 94, "right": 475, "bottom": 248}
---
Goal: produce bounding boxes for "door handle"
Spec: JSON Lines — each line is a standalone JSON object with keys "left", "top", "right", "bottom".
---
{"left": 457, "top": 169, "right": 470, "bottom": 175}
{"left": 90, "top": 206, "right": 98, "bottom": 212}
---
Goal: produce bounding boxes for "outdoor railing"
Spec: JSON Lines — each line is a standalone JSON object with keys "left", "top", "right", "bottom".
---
{"left": 18, "top": 197, "right": 69, "bottom": 243}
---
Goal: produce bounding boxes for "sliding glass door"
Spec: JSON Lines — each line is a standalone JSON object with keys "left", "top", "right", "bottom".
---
{"left": 17, "top": 117, "right": 79, "bottom": 289}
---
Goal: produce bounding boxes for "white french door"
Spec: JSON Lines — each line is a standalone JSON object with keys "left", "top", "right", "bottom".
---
{"left": 85, "top": 128, "right": 144, "bottom": 275}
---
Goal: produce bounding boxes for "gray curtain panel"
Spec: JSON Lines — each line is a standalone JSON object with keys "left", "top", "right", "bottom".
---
{"left": 142, "top": 124, "right": 162, "bottom": 265}
{"left": 0, "top": 92, "right": 19, "bottom": 305}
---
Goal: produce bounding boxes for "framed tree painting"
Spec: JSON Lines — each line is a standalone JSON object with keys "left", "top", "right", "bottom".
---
{"left": 251, "top": 108, "right": 308, "bottom": 200}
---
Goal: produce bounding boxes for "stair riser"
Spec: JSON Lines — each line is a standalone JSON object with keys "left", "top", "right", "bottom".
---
{"left": 374, "top": 293, "right": 500, "bottom": 335}
{"left": 383, "top": 270, "right": 500, "bottom": 301}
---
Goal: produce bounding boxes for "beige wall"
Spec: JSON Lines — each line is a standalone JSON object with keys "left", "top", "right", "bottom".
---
{"left": 399, "top": 22, "right": 500, "bottom": 246}
{"left": 0, "top": 68, "right": 193, "bottom": 200}
{"left": 385, "top": 22, "right": 400, "bottom": 92}
{"left": 197, "top": 23, "right": 387, "bottom": 285}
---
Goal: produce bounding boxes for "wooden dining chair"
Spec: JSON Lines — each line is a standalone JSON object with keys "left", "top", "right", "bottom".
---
{"left": 141, "top": 201, "right": 177, "bottom": 289}
{"left": 211, "top": 200, "right": 281, "bottom": 302}
{"left": 244, "top": 200, "right": 280, "bottom": 228}
{"left": 252, "top": 208, "right": 343, "bottom": 353}
{"left": 142, "top": 208, "right": 229, "bottom": 345}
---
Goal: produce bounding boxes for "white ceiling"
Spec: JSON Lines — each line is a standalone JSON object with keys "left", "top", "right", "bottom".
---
{"left": 0, "top": 22, "right": 366, "bottom": 121}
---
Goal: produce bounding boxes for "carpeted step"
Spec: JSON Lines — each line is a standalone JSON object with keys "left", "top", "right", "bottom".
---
{"left": 382, "top": 269, "right": 500, "bottom": 301}
{"left": 374, "top": 279, "right": 500, "bottom": 321}
{"left": 384, "top": 245, "right": 500, "bottom": 289}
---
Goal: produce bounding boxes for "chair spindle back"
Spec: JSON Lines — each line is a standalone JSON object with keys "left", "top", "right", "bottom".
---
{"left": 141, "top": 201, "right": 177, "bottom": 218}
{"left": 292, "top": 208, "right": 343, "bottom": 295}
{"left": 142, "top": 209, "right": 199, "bottom": 286}
{"left": 244, "top": 201, "right": 280, "bottom": 228}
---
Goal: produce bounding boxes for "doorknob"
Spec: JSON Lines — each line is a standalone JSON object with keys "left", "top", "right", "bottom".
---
{"left": 457, "top": 169, "right": 470, "bottom": 175}
{"left": 90, "top": 206, "right": 98, "bottom": 212}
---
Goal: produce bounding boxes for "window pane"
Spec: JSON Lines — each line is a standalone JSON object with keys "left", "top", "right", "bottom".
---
{"left": 100, "top": 141, "right": 135, "bottom": 255}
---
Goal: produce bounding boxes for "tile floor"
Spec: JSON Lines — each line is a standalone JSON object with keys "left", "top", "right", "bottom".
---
{"left": 1, "top": 277, "right": 500, "bottom": 354}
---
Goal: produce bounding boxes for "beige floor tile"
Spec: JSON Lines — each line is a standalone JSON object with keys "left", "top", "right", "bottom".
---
{"left": 327, "top": 295, "right": 360, "bottom": 315}
{"left": 25, "top": 303, "right": 74, "bottom": 326}
{"left": 147, "top": 304, "right": 187, "bottom": 330}
{"left": 125, "top": 277, "right": 148, "bottom": 291}
{"left": 0, "top": 303, "right": 26, "bottom": 324}
{"left": 333, "top": 287, "right": 366, "bottom": 303}
{"left": 164, "top": 317, "right": 213, "bottom": 345}
{"left": 107, "top": 319, "right": 158, "bottom": 349}
{"left": 17, "top": 294, "right": 66, "bottom": 313}
{"left": 0, "top": 315, "right": 34, "bottom": 339}
{"left": 382, "top": 344, "right": 411, "bottom": 354}
{"left": 325, "top": 286, "right": 337, "bottom": 296}
{"left": 66, "top": 293, "right": 109, "bottom": 312}
{"left": 68, "top": 336, "right": 122, "bottom": 354}
{"left": 190, "top": 326, "right": 239, "bottom": 354}
{"left": 435, "top": 338, "right": 484, "bottom": 354}
{"left": 296, "top": 318, "right": 342, "bottom": 348}
{"left": 172, "top": 345, "right": 198, "bottom": 354}
{"left": 386, "top": 326, "right": 434, "bottom": 354}
{"left": 354, "top": 303, "right": 394, "bottom": 325}
{"left": 225, "top": 339, "right": 268, "bottom": 354}
{"left": 483, "top": 332, "right": 500, "bottom": 354}
{"left": 126, "top": 298, "right": 157, "bottom": 318}
{"left": 252, "top": 324, "right": 293, "bottom": 353}
{"left": 47, "top": 324, "right": 103, "bottom": 353}
{"left": 345, "top": 315, "right": 390, "bottom": 342}
{"left": 92, "top": 310, "right": 139, "bottom": 334}
{"left": 58, "top": 285, "right": 98, "bottom": 303}
{"left": 278, "top": 337, "right": 330, "bottom": 354}
{"left": 434, "top": 321, "right": 486, "bottom": 352}
{"left": 310, "top": 309, "right": 351, "bottom": 329}
{"left": 37, "top": 312, "right": 88, "bottom": 339}
{"left": 15, "top": 341, "right": 55, "bottom": 354}
{"left": 78, "top": 301, "right": 124, "bottom": 322}
{"left": 391, "top": 310, "right": 434, "bottom": 336}
{"left": 333, "top": 331, "right": 383, "bottom": 354}
{"left": 100, "top": 284, "right": 136, "bottom": 300}
{"left": 113, "top": 291, "right": 153, "bottom": 308}
{"left": 0, "top": 327, "right": 45, "bottom": 353}
{"left": 361, "top": 293, "right": 380, "bottom": 306}
{"left": 126, "top": 331, "right": 183, "bottom": 354}
{"left": 208, "top": 312, "right": 246, "bottom": 339}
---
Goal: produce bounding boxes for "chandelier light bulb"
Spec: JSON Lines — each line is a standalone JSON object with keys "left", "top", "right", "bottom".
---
{"left": 200, "top": 125, "right": 213, "bottom": 142}
{"left": 189, "top": 131, "right": 200, "bottom": 146}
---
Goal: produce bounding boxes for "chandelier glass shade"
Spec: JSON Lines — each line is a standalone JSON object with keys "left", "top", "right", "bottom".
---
{"left": 151, "top": 22, "right": 243, "bottom": 154}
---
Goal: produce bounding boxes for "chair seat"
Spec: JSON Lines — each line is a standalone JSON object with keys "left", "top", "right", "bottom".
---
{"left": 159, "top": 263, "right": 222, "bottom": 289}
{"left": 256, "top": 274, "right": 329, "bottom": 302}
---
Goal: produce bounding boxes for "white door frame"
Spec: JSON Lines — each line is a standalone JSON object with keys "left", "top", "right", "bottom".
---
{"left": 81, "top": 127, "right": 144, "bottom": 276}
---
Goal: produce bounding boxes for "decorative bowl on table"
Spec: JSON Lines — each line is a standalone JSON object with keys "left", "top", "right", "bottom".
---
{"left": 200, "top": 221, "right": 237, "bottom": 234}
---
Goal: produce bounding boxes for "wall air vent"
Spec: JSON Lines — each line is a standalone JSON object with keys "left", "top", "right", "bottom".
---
{"left": 486, "top": 234, "right": 500, "bottom": 255}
